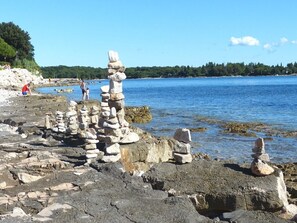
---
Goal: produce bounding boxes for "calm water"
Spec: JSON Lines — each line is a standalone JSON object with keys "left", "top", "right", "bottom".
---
{"left": 37, "top": 76, "right": 297, "bottom": 163}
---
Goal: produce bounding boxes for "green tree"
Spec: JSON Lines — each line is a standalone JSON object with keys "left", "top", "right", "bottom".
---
{"left": 0, "top": 22, "right": 34, "bottom": 60}
{"left": 0, "top": 37, "right": 16, "bottom": 62}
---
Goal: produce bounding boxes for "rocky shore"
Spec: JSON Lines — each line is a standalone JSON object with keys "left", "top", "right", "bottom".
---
{"left": 0, "top": 68, "right": 296, "bottom": 222}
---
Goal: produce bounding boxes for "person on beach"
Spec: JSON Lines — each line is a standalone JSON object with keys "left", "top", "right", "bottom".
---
{"left": 21, "top": 83, "right": 32, "bottom": 95}
{"left": 86, "top": 87, "right": 90, "bottom": 100}
{"left": 80, "top": 79, "right": 86, "bottom": 100}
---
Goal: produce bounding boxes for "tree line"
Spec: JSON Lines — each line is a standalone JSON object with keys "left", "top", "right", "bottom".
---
{"left": 41, "top": 62, "right": 297, "bottom": 79}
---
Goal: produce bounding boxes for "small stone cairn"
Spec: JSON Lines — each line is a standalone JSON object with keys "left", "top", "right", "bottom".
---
{"left": 83, "top": 128, "right": 101, "bottom": 164}
{"left": 65, "top": 100, "right": 78, "bottom": 135}
{"left": 173, "top": 128, "right": 193, "bottom": 164}
{"left": 77, "top": 105, "right": 101, "bottom": 164}
{"left": 52, "top": 111, "right": 66, "bottom": 133}
{"left": 78, "top": 105, "right": 89, "bottom": 131}
{"left": 251, "top": 138, "right": 275, "bottom": 176}
{"left": 89, "top": 105, "right": 100, "bottom": 129}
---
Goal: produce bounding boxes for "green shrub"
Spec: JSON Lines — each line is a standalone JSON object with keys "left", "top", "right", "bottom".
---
{"left": 12, "top": 58, "right": 41, "bottom": 74}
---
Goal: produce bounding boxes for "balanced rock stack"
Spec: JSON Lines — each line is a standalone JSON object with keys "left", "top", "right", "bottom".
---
{"left": 107, "top": 50, "right": 129, "bottom": 129}
{"left": 107, "top": 50, "right": 139, "bottom": 144}
{"left": 98, "top": 50, "right": 139, "bottom": 163}
{"left": 173, "top": 128, "right": 193, "bottom": 164}
{"left": 97, "top": 85, "right": 110, "bottom": 141}
{"left": 77, "top": 105, "right": 100, "bottom": 164}
{"left": 78, "top": 105, "right": 90, "bottom": 131}
{"left": 65, "top": 100, "right": 78, "bottom": 135}
{"left": 81, "top": 128, "right": 102, "bottom": 164}
{"left": 89, "top": 105, "right": 100, "bottom": 129}
{"left": 52, "top": 111, "right": 66, "bottom": 133}
{"left": 251, "top": 138, "right": 275, "bottom": 176}
{"left": 102, "top": 107, "right": 122, "bottom": 162}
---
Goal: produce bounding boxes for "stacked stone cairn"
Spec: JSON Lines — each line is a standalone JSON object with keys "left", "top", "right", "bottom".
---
{"left": 78, "top": 105, "right": 89, "bottom": 131}
{"left": 97, "top": 85, "right": 110, "bottom": 141}
{"left": 78, "top": 105, "right": 102, "bottom": 164}
{"left": 251, "top": 137, "right": 275, "bottom": 176}
{"left": 99, "top": 50, "right": 139, "bottom": 163}
{"left": 65, "top": 100, "right": 78, "bottom": 135}
{"left": 83, "top": 128, "right": 101, "bottom": 164}
{"left": 52, "top": 111, "right": 66, "bottom": 133}
{"left": 173, "top": 128, "right": 193, "bottom": 164}
{"left": 89, "top": 105, "right": 100, "bottom": 129}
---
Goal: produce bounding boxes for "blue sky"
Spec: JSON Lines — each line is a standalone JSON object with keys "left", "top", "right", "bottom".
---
{"left": 1, "top": 0, "right": 296, "bottom": 68}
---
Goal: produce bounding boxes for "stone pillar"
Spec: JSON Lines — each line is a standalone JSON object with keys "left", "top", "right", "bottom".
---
{"left": 250, "top": 138, "right": 274, "bottom": 176}
{"left": 173, "top": 128, "right": 193, "bottom": 164}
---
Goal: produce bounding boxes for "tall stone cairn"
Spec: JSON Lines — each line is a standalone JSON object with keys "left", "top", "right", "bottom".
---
{"left": 173, "top": 128, "right": 193, "bottom": 164}
{"left": 100, "top": 50, "right": 140, "bottom": 163}
{"left": 251, "top": 137, "right": 274, "bottom": 176}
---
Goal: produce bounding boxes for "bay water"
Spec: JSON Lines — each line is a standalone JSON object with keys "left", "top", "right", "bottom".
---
{"left": 37, "top": 76, "right": 297, "bottom": 163}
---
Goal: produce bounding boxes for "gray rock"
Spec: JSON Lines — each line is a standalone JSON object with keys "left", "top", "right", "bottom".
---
{"left": 143, "top": 160, "right": 288, "bottom": 213}
{"left": 173, "top": 140, "right": 191, "bottom": 154}
{"left": 173, "top": 128, "right": 191, "bottom": 143}
{"left": 173, "top": 152, "right": 193, "bottom": 163}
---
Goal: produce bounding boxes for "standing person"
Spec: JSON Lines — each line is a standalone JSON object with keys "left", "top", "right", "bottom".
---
{"left": 86, "top": 88, "right": 90, "bottom": 100}
{"left": 21, "top": 82, "right": 32, "bottom": 95}
{"left": 80, "top": 79, "right": 86, "bottom": 100}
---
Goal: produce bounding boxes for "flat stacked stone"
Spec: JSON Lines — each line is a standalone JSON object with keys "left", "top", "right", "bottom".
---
{"left": 65, "top": 100, "right": 78, "bottom": 135}
{"left": 173, "top": 128, "right": 192, "bottom": 164}
{"left": 251, "top": 138, "right": 274, "bottom": 176}
{"left": 52, "top": 111, "right": 66, "bottom": 132}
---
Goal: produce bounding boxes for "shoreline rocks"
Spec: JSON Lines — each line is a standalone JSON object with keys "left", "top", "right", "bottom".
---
{"left": 0, "top": 68, "right": 296, "bottom": 222}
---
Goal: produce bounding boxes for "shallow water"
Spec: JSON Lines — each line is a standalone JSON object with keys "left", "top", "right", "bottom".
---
{"left": 37, "top": 76, "right": 297, "bottom": 163}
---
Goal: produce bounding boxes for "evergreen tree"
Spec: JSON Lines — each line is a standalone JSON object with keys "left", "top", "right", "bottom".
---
{"left": 0, "top": 37, "right": 16, "bottom": 62}
{"left": 0, "top": 22, "right": 34, "bottom": 60}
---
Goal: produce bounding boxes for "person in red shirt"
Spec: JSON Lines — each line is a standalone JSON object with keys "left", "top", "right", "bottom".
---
{"left": 22, "top": 83, "right": 32, "bottom": 95}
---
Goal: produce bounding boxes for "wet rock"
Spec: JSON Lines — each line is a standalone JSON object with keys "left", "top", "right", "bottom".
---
{"left": 125, "top": 106, "right": 152, "bottom": 123}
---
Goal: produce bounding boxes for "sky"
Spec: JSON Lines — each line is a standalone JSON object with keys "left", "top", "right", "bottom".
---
{"left": 1, "top": 0, "right": 297, "bottom": 68}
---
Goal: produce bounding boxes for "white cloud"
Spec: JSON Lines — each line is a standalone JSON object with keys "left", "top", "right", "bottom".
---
{"left": 263, "top": 43, "right": 272, "bottom": 50}
{"left": 230, "top": 36, "right": 260, "bottom": 46}
{"left": 291, "top": 40, "right": 297, "bottom": 44}
{"left": 280, "top": 37, "right": 288, "bottom": 44}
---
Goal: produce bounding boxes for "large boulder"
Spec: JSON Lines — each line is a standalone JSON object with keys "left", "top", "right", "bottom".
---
{"left": 120, "top": 131, "right": 175, "bottom": 173}
{"left": 143, "top": 159, "right": 289, "bottom": 215}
